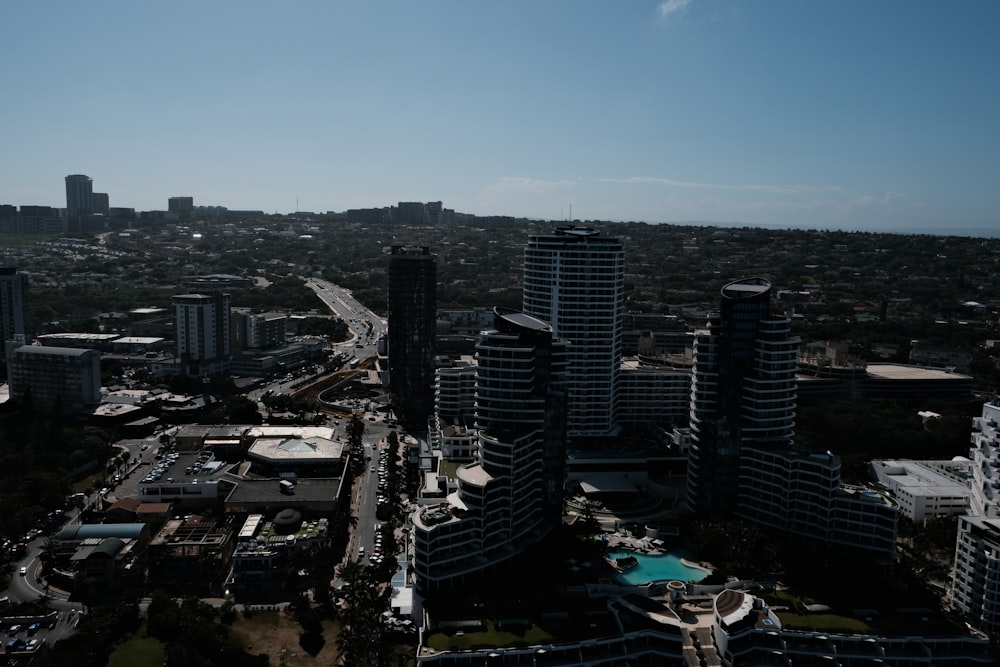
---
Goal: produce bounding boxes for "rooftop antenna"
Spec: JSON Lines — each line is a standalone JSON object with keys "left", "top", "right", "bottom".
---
{"left": 569, "top": 204, "right": 572, "bottom": 221}
{"left": 296, "top": 196, "right": 299, "bottom": 213}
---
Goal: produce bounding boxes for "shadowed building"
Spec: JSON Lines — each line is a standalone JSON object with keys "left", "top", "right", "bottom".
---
{"left": 686, "top": 278, "right": 799, "bottom": 515}
{"left": 174, "top": 293, "right": 231, "bottom": 378}
{"left": 7, "top": 344, "right": 101, "bottom": 413}
{"left": 0, "top": 267, "right": 29, "bottom": 377}
{"left": 413, "top": 308, "right": 568, "bottom": 593}
{"left": 388, "top": 245, "right": 436, "bottom": 430}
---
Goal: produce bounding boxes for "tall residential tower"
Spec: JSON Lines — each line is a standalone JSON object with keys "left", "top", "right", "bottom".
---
{"left": 387, "top": 245, "right": 437, "bottom": 431}
{"left": 686, "top": 278, "right": 799, "bottom": 515}
{"left": 523, "top": 227, "right": 624, "bottom": 438}
{"left": 173, "top": 293, "right": 232, "bottom": 378}
{"left": 413, "top": 308, "right": 568, "bottom": 593}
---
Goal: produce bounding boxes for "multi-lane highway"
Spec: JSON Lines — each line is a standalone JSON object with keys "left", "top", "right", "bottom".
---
{"left": 305, "top": 278, "right": 386, "bottom": 362}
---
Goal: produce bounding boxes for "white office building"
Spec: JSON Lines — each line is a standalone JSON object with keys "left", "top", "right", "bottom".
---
{"left": 870, "top": 459, "right": 972, "bottom": 520}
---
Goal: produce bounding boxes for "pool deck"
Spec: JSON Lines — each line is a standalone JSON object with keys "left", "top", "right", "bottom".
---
{"left": 606, "top": 531, "right": 715, "bottom": 572}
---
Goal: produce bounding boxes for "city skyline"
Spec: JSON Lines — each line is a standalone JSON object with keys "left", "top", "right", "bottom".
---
{"left": 2, "top": 1, "right": 998, "bottom": 236}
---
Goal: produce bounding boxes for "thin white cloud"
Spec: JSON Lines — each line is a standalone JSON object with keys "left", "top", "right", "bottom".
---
{"left": 484, "top": 176, "right": 576, "bottom": 194}
{"left": 600, "top": 175, "right": 836, "bottom": 195}
{"left": 658, "top": 0, "right": 693, "bottom": 20}
{"left": 849, "top": 191, "right": 911, "bottom": 208}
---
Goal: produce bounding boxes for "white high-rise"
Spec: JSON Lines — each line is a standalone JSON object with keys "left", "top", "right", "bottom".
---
{"left": 952, "top": 401, "right": 1000, "bottom": 633}
{"left": 523, "top": 227, "right": 624, "bottom": 438}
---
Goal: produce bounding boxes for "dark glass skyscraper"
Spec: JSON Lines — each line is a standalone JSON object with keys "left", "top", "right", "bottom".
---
{"left": 387, "top": 245, "right": 437, "bottom": 431}
{"left": 65, "top": 174, "right": 94, "bottom": 218}
{"left": 0, "top": 268, "right": 30, "bottom": 378}
{"left": 686, "top": 278, "right": 799, "bottom": 514}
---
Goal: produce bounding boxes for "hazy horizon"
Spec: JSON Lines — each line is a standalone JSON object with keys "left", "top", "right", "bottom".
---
{"left": 2, "top": 1, "right": 997, "bottom": 234}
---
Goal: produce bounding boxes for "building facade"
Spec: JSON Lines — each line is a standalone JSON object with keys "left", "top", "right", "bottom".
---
{"left": 65, "top": 174, "right": 94, "bottom": 218}
{"left": 737, "top": 444, "right": 898, "bottom": 560}
{"left": 387, "top": 245, "right": 437, "bottom": 430}
{"left": 952, "top": 400, "right": 1000, "bottom": 633}
{"left": 522, "top": 227, "right": 625, "bottom": 438}
{"left": 7, "top": 344, "right": 101, "bottom": 413}
{"left": 413, "top": 308, "right": 568, "bottom": 593}
{"left": 0, "top": 267, "right": 30, "bottom": 376}
{"left": 686, "top": 278, "right": 799, "bottom": 515}
{"left": 173, "top": 293, "right": 231, "bottom": 378}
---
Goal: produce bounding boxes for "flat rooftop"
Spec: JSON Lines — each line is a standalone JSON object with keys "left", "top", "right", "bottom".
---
{"left": 866, "top": 363, "right": 972, "bottom": 381}
{"left": 224, "top": 477, "right": 345, "bottom": 505}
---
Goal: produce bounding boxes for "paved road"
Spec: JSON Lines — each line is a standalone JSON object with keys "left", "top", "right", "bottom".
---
{"left": 305, "top": 278, "right": 386, "bottom": 361}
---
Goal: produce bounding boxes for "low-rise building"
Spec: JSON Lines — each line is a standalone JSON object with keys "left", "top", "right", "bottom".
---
{"left": 147, "top": 515, "right": 234, "bottom": 595}
{"left": 226, "top": 512, "right": 331, "bottom": 601}
{"left": 870, "top": 459, "right": 972, "bottom": 520}
{"left": 737, "top": 445, "right": 899, "bottom": 561}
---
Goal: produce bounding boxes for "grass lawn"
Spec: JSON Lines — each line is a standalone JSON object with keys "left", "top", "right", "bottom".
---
{"left": 426, "top": 620, "right": 554, "bottom": 651}
{"left": 107, "top": 636, "right": 166, "bottom": 667}
{"left": 776, "top": 613, "right": 872, "bottom": 633}
{"left": 71, "top": 471, "right": 105, "bottom": 494}
{"left": 439, "top": 460, "right": 462, "bottom": 481}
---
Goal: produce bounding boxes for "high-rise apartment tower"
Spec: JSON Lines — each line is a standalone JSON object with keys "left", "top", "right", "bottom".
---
{"left": 173, "top": 293, "right": 231, "bottom": 378}
{"left": 413, "top": 308, "right": 568, "bottom": 593}
{"left": 523, "top": 227, "right": 624, "bottom": 438}
{"left": 686, "top": 278, "right": 799, "bottom": 515}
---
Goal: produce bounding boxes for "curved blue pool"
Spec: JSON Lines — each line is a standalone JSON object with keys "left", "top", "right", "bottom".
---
{"left": 608, "top": 549, "right": 709, "bottom": 585}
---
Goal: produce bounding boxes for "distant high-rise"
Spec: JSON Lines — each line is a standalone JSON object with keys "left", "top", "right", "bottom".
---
{"left": 168, "top": 197, "right": 194, "bottom": 213}
{"left": 387, "top": 245, "right": 436, "bottom": 431}
{"left": 686, "top": 278, "right": 799, "bottom": 515}
{"left": 0, "top": 268, "right": 30, "bottom": 377}
{"left": 173, "top": 293, "right": 231, "bottom": 378}
{"left": 65, "top": 174, "right": 94, "bottom": 218}
{"left": 92, "top": 192, "right": 110, "bottom": 216}
{"left": 413, "top": 308, "right": 568, "bottom": 593}
{"left": 523, "top": 227, "right": 625, "bottom": 438}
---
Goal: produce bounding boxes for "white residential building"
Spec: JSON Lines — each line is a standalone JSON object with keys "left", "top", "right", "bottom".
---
{"left": 522, "top": 227, "right": 624, "bottom": 438}
{"left": 952, "top": 400, "right": 1000, "bottom": 634}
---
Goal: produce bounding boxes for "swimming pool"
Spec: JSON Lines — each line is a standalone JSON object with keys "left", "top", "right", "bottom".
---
{"left": 607, "top": 549, "right": 709, "bottom": 585}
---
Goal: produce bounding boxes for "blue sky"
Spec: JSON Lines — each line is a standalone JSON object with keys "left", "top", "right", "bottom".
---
{"left": 2, "top": 1, "right": 998, "bottom": 233}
